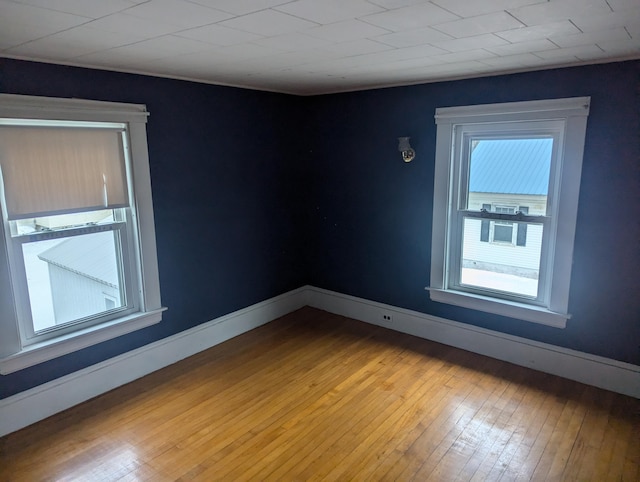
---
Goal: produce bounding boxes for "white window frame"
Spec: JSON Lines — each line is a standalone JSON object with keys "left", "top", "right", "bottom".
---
{"left": 0, "top": 94, "right": 166, "bottom": 374}
{"left": 428, "top": 97, "right": 590, "bottom": 328}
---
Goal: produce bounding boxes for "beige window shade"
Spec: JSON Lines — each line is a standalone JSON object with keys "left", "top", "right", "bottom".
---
{"left": 0, "top": 126, "right": 129, "bottom": 220}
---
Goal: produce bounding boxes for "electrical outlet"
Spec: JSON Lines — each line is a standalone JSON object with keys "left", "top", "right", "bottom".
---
{"left": 382, "top": 313, "right": 393, "bottom": 322}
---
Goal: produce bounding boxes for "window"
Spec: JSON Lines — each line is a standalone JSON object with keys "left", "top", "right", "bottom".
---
{"left": 0, "top": 94, "right": 165, "bottom": 373}
{"left": 480, "top": 205, "right": 529, "bottom": 245}
{"left": 492, "top": 206, "right": 516, "bottom": 243}
{"left": 429, "top": 97, "right": 590, "bottom": 327}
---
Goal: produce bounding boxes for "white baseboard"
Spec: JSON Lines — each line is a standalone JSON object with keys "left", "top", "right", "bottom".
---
{"left": 0, "top": 286, "right": 308, "bottom": 438}
{"left": 2, "top": 284, "right": 637, "bottom": 438}
{"left": 306, "top": 286, "right": 640, "bottom": 399}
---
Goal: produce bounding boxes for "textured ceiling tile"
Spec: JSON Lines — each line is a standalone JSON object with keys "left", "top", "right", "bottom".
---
{"left": 432, "top": 48, "right": 498, "bottom": 63}
{"left": 362, "top": 3, "right": 460, "bottom": 31}
{"left": 599, "top": 0, "right": 638, "bottom": 10}
{"left": 227, "top": 51, "right": 315, "bottom": 71}
{"left": 597, "top": 37, "right": 640, "bottom": 55}
{"left": 142, "top": 49, "right": 232, "bottom": 69}
{"left": 508, "top": 0, "right": 612, "bottom": 27}
{"left": 571, "top": 8, "right": 640, "bottom": 32}
{"left": 410, "top": 59, "right": 489, "bottom": 75}
{"left": 550, "top": 28, "right": 632, "bottom": 48}
{"left": 5, "top": 40, "right": 91, "bottom": 60}
{"left": 211, "top": 42, "right": 286, "bottom": 61}
{"left": 0, "top": 0, "right": 90, "bottom": 36}
{"left": 351, "top": 55, "right": 443, "bottom": 73}
{"left": 4, "top": 25, "right": 145, "bottom": 59}
{"left": 218, "top": 10, "right": 318, "bottom": 37}
{"left": 354, "top": 43, "right": 450, "bottom": 63}
{"left": 251, "top": 33, "right": 332, "bottom": 51}
{"left": 431, "top": 0, "right": 546, "bottom": 18}
{"left": 122, "top": 0, "right": 233, "bottom": 28}
{"left": 7, "top": 0, "right": 147, "bottom": 19}
{"left": 626, "top": 22, "right": 640, "bottom": 38}
{"left": 366, "top": 0, "right": 425, "bottom": 9}
{"left": 306, "top": 19, "right": 391, "bottom": 42}
{"left": 433, "top": 11, "right": 525, "bottom": 38}
{"left": 433, "top": 34, "right": 510, "bottom": 53}
{"left": 173, "top": 24, "right": 263, "bottom": 47}
{"left": 68, "top": 36, "right": 216, "bottom": 70}
{"left": 72, "top": 48, "right": 164, "bottom": 69}
{"left": 293, "top": 56, "right": 362, "bottom": 74}
{"left": 322, "top": 39, "right": 394, "bottom": 57}
{"left": 374, "top": 27, "right": 454, "bottom": 48}
{"left": 533, "top": 44, "right": 605, "bottom": 61}
{"left": 86, "top": 12, "right": 181, "bottom": 37}
{"left": 496, "top": 20, "right": 581, "bottom": 43}
{"left": 486, "top": 38, "right": 558, "bottom": 56}
{"left": 274, "top": 0, "right": 384, "bottom": 25}
{"left": 187, "top": 0, "right": 292, "bottom": 16}
{"left": 479, "top": 52, "right": 549, "bottom": 67}
{"left": 111, "top": 35, "right": 215, "bottom": 57}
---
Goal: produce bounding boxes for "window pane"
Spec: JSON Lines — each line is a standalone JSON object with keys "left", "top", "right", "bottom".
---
{"left": 461, "top": 217, "right": 543, "bottom": 298}
{"left": 493, "top": 223, "right": 513, "bottom": 243}
{"left": 466, "top": 138, "right": 552, "bottom": 216}
{"left": 22, "top": 230, "right": 125, "bottom": 332}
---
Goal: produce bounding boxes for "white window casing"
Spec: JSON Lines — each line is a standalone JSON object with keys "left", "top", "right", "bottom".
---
{"left": 0, "top": 94, "right": 166, "bottom": 374}
{"left": 428, "top": 97, "right": 590, "bottom": 328}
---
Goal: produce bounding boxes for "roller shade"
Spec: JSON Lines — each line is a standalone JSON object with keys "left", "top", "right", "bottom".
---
{"left": 0, "top": 125, "right": 129, "bottom": 220}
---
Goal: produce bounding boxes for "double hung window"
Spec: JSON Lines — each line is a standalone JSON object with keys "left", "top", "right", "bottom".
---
{"left": 0, "top": 95, "right": 164, "bottom": 373}
{"left": 429, "top": 98, "right": 590, "bottom": 327}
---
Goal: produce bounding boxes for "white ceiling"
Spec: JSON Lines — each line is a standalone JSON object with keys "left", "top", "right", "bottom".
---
{"left": 1, "top": 0, "right": 639, "bottom": 95}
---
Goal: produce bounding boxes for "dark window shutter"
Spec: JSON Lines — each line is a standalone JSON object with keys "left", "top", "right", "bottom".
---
{"left": 480, "top": 204, "right": 491, "bottom": 242}
{"left": 517, "top": 206, "right": 528, "bottom": 246}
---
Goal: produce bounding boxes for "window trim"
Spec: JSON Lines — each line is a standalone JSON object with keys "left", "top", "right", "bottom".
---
{"left": 429, "top": 97, "right": 590, "bottom": 328}
{"left": 0, "top": 94, "right": 165, "bottom": 374}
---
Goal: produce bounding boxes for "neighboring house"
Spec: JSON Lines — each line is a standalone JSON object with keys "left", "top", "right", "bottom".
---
{"left": 38, "top": 232, "right": 121, "bottom": 325}
{"left": 463, "top": 138, "right": 551, "bottom": 280}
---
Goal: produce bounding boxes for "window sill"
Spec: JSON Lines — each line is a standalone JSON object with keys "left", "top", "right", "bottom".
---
{"left": 427, "top": 288, "right": 568, "bottom": 328}
{"left": 0, "top": 308, "right": 166, "bottom": 374}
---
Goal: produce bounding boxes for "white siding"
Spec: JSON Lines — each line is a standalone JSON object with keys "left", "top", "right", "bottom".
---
{"left": 48, "top": 266, "right": 119, "bottom": 324}
{"left": 463, "top": 219, "right": 543, "bottom": 274}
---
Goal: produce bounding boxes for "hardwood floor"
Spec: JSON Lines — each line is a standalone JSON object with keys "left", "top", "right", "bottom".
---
{"left": 1, "top": 307, "right": 638, "bottom": 481}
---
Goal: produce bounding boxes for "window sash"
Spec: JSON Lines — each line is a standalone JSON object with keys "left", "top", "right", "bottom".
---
{"left": 9, "top": 217, "right": 139, "bottom": 344}
{"left": 450, "top": 212, "right": 550, "bottom": 303}
{"left": 447, "top": 124, "right": 561, "bottom": 306}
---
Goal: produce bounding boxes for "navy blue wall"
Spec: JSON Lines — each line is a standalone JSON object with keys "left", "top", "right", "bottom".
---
{"left": 0, "top": 58, "right": 638, "bottom": 400}
{"left": 305, "top": 61, "right": 640, "bottom": 365}
{"left": 0, "top": 58, "right": 307, "bottom": 399}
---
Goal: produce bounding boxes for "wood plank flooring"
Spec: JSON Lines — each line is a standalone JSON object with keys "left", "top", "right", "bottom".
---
{"left": 1, "top": 307, "right": 638, "bottom": 481}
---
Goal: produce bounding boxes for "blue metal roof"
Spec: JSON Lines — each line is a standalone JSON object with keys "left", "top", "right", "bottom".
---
{"left": 469, "top": 138, "right": 552, "bottom": 195}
